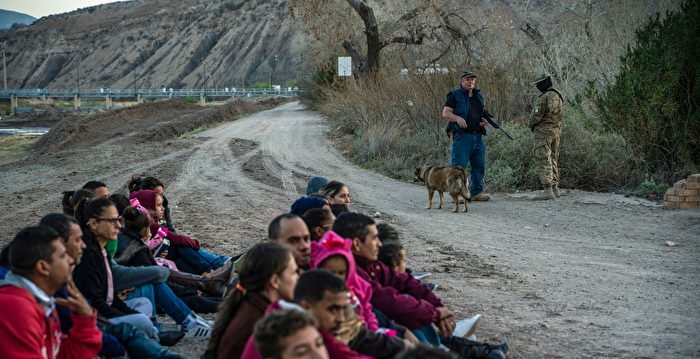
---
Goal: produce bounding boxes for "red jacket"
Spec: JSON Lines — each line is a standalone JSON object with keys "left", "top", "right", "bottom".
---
{"left": 0, "top": 285, "right": 102, "bottom": 359}
{"left": 354, "top": 255, "right": 443, "bottom": 329}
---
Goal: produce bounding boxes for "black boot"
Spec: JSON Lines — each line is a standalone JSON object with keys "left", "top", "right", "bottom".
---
{"left": 441, "top": 336, "right": 508, "bottom": 359}
{"left": 168, "top": 270, "right": 225, "bottom": 297}
{"left": 158, "top": 330, "right": 186, "bottom": 347}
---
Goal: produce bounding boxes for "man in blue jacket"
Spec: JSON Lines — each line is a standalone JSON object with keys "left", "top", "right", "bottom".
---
{"left": 442, "top": 71, "right": 491, "bottom": 201}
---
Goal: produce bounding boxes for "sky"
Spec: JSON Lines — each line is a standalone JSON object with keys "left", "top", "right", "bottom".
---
{"left": 0, "top": 0, "right": 123, "bottom": 19}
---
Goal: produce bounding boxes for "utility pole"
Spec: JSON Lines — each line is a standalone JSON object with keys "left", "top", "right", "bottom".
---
{"left": 270, "top": 55, "right": 278, "bottom": 90}
{"left": 1, "top": 42, "right": 7, "bottom": 90}
{"left": 77, "top": 57, "right": 81, "bottom": 95}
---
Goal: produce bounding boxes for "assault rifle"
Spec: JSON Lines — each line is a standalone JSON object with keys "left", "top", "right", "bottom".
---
{"left": 483, "top": 110, "right": 513, "bottom": 140}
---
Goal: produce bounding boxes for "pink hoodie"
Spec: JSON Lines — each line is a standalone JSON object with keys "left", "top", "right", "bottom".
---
{"left": 310, "top": 231, "right": 379, "bottom": 331}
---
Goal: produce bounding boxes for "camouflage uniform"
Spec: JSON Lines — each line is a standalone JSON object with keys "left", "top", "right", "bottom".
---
{"left": 529, "top": 89, "right": 564, "bottom": 191}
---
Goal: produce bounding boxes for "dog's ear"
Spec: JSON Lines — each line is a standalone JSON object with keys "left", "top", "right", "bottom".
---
{"left": 414, "top": 167, "right": 423, "bottom": 182}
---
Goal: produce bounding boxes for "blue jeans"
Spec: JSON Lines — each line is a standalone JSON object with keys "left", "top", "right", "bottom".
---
{"left": 104, "top": 322, "right": 184, "bottom": 359}
{"left": 129, "top": 283, "right": 192, "bottom": 324}
{"left": 410, "top": 324, "right": 442, "bottom": 347}
{"left": 198, "top": 249, "right": 230, "bottom": 269}
{"left": 169, "top": 247, "right": 228, "bottom": 274}
{"left": 451, "top": 133, "right": 486, "bottom": 196}
{"left": 372, "top": 308, "right": 441, "bottom": 347}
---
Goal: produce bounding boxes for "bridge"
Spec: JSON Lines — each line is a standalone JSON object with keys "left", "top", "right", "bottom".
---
{"left": 0, "top": 87, "right": 302, "bottom": 113}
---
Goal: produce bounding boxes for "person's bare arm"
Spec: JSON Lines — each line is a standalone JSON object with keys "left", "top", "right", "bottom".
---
{"left": 442, "top": 106, "right": 467, "bottom": 129}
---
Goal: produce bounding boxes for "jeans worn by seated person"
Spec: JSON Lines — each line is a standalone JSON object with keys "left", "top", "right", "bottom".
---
{"left": 127, "top": 282, "right": 193, "bottom": 323}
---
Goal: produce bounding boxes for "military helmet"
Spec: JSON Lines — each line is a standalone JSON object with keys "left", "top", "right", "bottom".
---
{"left": 461, "top": 71, "right": 478, "bottom": 80}
{"left": 533, "top": 73, "right": 552, "bottom": 93}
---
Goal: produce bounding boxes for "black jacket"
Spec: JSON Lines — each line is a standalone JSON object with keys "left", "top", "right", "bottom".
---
{"left": 73, "top": 233, "right": 138, "bottom": 318}
{"left": 115, "top": 230, "right": 157, "bottom": 267}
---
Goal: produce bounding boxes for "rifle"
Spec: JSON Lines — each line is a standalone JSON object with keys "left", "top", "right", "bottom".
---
{"left": 483, "top": 110, "right": 513, "bottom": 140}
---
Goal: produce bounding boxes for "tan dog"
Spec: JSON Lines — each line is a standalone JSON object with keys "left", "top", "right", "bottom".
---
{"left": 415, "top": 165, "right": 471, "bottom": 212}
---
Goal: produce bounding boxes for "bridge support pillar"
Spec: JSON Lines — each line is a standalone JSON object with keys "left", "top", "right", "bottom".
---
{"left": 73, "top": 95, "right": 81, "bottom": 110}
{"left": 41, "top": 95, "right": 48, "bottom": 104}
{"left": 137, "top": 94, "right": 144, "bottom": 104}
{"left": 105, "top": 96, "right": 112, "bottom": 109}
{"left": 199, "top": 94, "right": 206, "bottom": 107}
{"left": 10, "top": 95, "right": 18, "bottom": 115}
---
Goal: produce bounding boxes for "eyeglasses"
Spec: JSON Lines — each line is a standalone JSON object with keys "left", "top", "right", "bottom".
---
{"left": 95, "top": 216, "right": 122, "bottom": 225}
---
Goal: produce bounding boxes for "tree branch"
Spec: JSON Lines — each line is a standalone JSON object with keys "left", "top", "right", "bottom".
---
{"left": 381, "top": 34, "right": 424, "bottom": 48}
{"left": 521, "top": 22, "right": 544, "bottom": 46}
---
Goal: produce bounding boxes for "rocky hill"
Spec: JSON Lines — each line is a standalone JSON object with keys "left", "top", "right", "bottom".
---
{"left": 1, "top": 0, "right": 308, "bottom": 89}
{"left": 0, "top": 0, "right": 678, "bottom": 90}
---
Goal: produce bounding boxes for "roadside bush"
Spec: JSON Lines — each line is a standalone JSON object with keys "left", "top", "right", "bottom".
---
{"left": 486, "top": 108, "right": 639, "bottom": 192}
{"left": 629, "top": 178, "right": 671, "bottom": 198}
{"left": 319, "top": 71, "right": 641, "bottom": 192}
{"left": 591, "top": 1, "right": 699, "bottom": 183}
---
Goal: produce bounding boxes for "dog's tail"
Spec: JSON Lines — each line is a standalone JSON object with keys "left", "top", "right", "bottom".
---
{"left": 457, "top": 168, "right": 471, "bottom": 203}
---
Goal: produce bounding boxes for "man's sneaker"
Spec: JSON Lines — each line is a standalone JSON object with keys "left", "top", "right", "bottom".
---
{"left": 453, "top": 314, "right": 482, "bottom": 338}
{"left": 473, "top": 193, "right": 491, "bottom": 201}
{"left": 182, "top": 314, "right": 212, "bottom": 339}
{"left": 412, "top": 272, "right": 432, "bottom": 281}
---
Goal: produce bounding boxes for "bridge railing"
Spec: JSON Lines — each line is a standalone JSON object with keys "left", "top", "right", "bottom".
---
{"left": 0, "top": 87, "right": 303, "bottom": 99}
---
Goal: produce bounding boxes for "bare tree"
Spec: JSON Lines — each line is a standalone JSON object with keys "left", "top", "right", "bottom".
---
{"left": 289, "top": 0, "right": 483, "bottom": 76}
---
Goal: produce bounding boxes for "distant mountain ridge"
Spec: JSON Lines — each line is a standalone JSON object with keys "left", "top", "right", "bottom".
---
{"left": 0, "top": 0, "right": 308, "bottom": 89}
{"left": 0, "top": 9, "right": 36, "bottom": 29}
{"left": 0, "top": 0, "right": 678, "bottom": 90}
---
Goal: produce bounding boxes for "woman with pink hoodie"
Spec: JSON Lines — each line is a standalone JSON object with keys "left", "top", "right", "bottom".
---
{"left": 310, "top": 230, "right": 379, "bottom": 331}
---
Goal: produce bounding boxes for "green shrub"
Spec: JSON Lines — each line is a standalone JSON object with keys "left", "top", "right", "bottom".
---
{"left": 317, "top": 64, "right": 647, "bottom": 192}
{"left": 486, "top": 108, "right": 641, "bottom": 191}
{"left": 629, "top": 178, "right": 670, "bottom": 198}
{"left": 591, "top": 1, "right": 699, "bottom": 183}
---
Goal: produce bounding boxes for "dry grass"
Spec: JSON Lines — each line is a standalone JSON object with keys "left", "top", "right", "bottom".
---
{"left": 315, "top": 70, "right": 641, "bottom": 192}
{"left": 0, "top": 135, "right": 41, "bottom": 162}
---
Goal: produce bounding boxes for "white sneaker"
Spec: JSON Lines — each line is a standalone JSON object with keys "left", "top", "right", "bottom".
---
{"left": 182, "top": 314, "right": 212, "bottom": 339}
{"left": 453, "top": 314, "right": 481, "bottom": 338}
{"left": 412, "top": 272, "right": 432, "bottom": 281}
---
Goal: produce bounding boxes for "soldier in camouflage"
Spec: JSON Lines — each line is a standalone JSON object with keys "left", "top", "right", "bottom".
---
{"left": 529, "top": 74, "right": 564, "bottom": 200}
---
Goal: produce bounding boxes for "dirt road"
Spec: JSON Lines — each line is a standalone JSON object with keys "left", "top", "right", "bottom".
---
{"left": 1, "top": 101, "right": 698, "bottom": 357}
{"left": 163, "top": 101, "right": 699, "bottom": 358}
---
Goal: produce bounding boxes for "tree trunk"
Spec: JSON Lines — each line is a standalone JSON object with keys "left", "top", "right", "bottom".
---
{"left": 347, "top": 0, "right": 381, "bottom": 75}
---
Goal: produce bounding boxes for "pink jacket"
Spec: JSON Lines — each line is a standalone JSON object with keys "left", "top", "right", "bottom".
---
{"left": 130, "top": 190, "right": 200, "bottom": 250}
{"left": 310, "top": 231, "right": 379, "bottom": 331}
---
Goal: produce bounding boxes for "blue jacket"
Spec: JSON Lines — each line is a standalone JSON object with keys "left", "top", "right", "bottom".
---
{"left": 445, "top": 87, "right": 487, "bottom": 137}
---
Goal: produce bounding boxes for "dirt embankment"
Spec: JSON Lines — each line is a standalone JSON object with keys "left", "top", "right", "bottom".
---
{"left": 33, "top": 98, "right": 288, "bottom": 154}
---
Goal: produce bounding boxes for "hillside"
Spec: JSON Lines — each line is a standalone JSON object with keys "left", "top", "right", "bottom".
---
{"left": 1, "top": 0, "right": 308, "bottom": 89}
{"left": 0, "top": 0, "right": 678, "bottom": 90}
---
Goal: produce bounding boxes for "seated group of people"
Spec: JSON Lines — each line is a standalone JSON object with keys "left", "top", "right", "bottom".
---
{"left": 0, "top": 175, "right": 509, "bottom": 359}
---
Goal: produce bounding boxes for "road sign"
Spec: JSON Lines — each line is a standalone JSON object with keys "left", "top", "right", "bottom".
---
{"left": 338, "top": 57, "right": 352, "bottom": 77}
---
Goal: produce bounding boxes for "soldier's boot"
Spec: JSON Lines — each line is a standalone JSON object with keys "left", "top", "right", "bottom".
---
{"left": 552, "top": 186, "right": 561, "bottom": 197}
{"left": 534, "top": 186, "right": 555, "bottom": 201}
